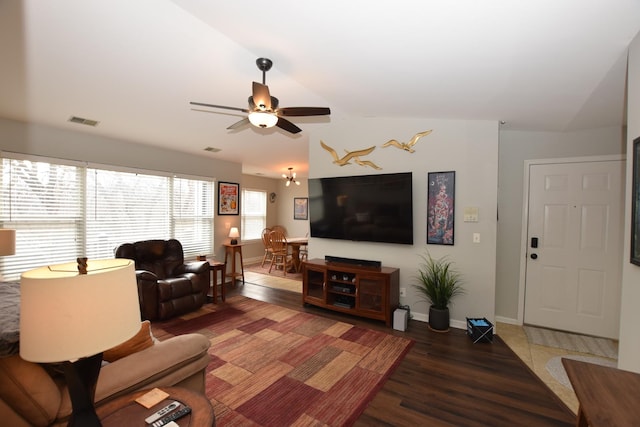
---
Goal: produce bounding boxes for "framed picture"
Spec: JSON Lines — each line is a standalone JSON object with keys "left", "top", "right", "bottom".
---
{"left": 218, "top": 181, "right": 239, "bottom": 215}
{"left": 632, "top": 137, "right": 640, "bottom": 265}
{"left": 294, "top": 197, "right": 308, "bottom": 220}
{"left": 427, "top": 171, "right": 455, "bottom": 245}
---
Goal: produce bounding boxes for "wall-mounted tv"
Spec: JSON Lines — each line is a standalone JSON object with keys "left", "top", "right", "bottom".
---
{"left": 309, "top": 172, "right": 413, "bottom": 245}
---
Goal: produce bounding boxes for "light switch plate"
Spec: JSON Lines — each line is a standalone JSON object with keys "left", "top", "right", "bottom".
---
{"left": 464, "top": 207, "right": 479, "bottom": 222}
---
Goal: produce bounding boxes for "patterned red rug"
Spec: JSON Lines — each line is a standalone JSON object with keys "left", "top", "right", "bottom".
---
{"left": 154, "top": 296, "right": 413, "bottom": 426}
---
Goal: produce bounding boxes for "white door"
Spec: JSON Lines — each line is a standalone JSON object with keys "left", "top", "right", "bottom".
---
{"left": 524, "top": 159, "right": 624, "bottom": 339}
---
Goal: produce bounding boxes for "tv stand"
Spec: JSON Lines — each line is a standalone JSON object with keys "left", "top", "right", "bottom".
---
{"left": 302, "top": 258, "right": 400, "bottom": 326}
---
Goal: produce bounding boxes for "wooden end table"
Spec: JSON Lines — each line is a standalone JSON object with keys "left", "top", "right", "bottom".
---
{"left": 207, "top": 259, "right": 226, "bottom": 303}
{"left": 96, "top": 387, "right": 215, "bottom": 427}
{"left": 562, "top": 358, "right": 640, "bottom": 427}
{"left": 223, "top": 243, "right": 245, "bottom": 284}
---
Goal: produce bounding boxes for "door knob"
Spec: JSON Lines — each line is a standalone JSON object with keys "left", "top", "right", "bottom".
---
{"left": 530, "top": 253, "right": 538, "bottom": 260}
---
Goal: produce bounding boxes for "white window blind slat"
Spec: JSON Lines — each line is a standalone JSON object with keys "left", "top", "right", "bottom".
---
{"left": 0, "top": 157, "right": 215, "bottom": 281}
{"left": 241, "top": 189, "right": 266, "bottom": 241}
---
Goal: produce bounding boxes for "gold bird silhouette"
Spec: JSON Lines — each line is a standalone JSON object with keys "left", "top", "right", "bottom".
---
{"left": 320, "top": 140, "right": 375, "bottom": 166}
{"left": 382, "top": 129, "right": 433, "bottom": 153}
{"left": 346, "top": 151, "right": 382, "bottom": 170}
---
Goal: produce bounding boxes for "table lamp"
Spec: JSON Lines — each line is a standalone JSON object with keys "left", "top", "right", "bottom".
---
{"left": 229, "top": 227, "right": 240, "bottom": 245}
{"left": 20, "top": 258, "right": 141, "bottom": 427}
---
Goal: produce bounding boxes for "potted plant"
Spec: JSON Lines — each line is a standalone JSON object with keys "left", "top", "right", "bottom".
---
{"left": 413, "top": 251, "right": 464, "bottom": 332}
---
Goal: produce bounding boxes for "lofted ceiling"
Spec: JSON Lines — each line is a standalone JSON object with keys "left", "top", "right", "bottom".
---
{"left": 1, "top": 0, "right": 639, "bottom": 178}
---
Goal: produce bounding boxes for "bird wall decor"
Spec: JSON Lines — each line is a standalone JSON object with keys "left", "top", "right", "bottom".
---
{"left": 349, "top": 151, "right": 382, "bottom": 170}
{"left": 320, "top": 140, "right": 377, "bottom": 167}
{"left": 382, "top": 130, "right": 433, "bottom": 153}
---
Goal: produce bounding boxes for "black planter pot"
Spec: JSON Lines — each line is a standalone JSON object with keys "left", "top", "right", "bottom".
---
{"left": 428, "top": 306, "right": 450, "bottom": 332}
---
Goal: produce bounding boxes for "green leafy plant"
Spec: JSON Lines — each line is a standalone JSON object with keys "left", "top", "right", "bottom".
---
{"left": 413, "top": 251, "right": 464, "bottom": 310}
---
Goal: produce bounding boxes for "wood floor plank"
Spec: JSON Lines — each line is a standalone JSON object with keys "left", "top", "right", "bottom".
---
{"left": 163, "top": 281, "right": 576, "bottom": 426}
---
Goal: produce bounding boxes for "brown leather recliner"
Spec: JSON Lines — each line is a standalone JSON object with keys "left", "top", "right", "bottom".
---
{"left": 114, "top": 239, "right": 210, "bottom": 320}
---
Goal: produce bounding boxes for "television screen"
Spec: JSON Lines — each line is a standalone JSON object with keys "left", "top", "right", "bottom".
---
{"left": 309, "top": 172, "right": 413, "bottom": 245}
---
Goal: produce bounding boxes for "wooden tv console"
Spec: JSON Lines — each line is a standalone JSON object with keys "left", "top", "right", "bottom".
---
{"left": 302, "top": 258, "right": 400, "bottom": 326}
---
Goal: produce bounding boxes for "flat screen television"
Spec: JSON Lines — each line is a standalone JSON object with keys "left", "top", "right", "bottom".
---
{"left": 309, "top": 172, "right": 413, "bottom": 245}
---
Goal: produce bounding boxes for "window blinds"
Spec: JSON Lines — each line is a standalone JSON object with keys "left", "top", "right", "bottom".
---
{"left": 0, "top": 155, "right": 214, "bottom": 281}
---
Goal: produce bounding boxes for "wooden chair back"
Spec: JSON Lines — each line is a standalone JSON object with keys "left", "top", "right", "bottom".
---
{"left": 272, "top": 225, "right": 287, "bottom": 236}
{"left": 261, "top": 228, "right": 273, "bottom": 248}
{"left": 269, "top": 229, "right": 288, "bottom": 253}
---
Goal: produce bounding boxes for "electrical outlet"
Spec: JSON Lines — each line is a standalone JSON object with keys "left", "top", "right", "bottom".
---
{"left": 399, "top": 288, "right": 406, "bottom": 297}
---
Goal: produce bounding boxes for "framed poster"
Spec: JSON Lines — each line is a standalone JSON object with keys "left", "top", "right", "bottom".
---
{"left": 218, "top": 181, "right": 239, "bottom": 215}
{"left": 294, "top": 197, "right": 308, "bottom": 220}
{"left": 632, "top": 137, "right": 640, "bottom": 265}
{"left": 427, "top": 171, "right": 455, "bottom": 245}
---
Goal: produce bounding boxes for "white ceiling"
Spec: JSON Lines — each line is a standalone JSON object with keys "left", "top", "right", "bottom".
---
{"left": 1, "top": 0, "right": 639, "bottom": 178}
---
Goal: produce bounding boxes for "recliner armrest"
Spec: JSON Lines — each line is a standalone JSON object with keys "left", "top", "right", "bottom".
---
{"left": 176, "top": 261, "right": 209, "bottom": 276}
{"left": 135, "top": 270, "right": 158, "bottom": 281}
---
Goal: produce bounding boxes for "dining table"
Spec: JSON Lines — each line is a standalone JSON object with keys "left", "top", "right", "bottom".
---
{"left": 286, "top": 237, "right": 308, "bottom": 272}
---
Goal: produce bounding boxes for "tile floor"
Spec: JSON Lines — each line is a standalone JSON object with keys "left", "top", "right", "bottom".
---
{"left": 497, "top": 322, "right": 583, "bottom": 414}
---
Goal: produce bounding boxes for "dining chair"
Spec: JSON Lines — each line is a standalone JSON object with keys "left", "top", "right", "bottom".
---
{"left": 272, "top": 225, "right": 287, "bottom": 236}
{"left": 299, "top": 232, "right": 309, "bottom": 264}
{"left": 268, "top": 229, "right": 291, "bottom": 276}
{"left": 260, "top": 227, "right": 274, "bottom": 267}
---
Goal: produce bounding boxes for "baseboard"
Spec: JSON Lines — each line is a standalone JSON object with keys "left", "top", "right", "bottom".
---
{"left": 410, "top": 312, "right": 466, "bottom": 331}
{"left": 495, "top": 315, "right": 520, "bottom": 325}
{"left": 244, "top": 256, "right": 263, "bottom": 265}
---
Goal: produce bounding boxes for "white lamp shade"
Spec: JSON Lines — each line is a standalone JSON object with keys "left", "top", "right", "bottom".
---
{"left": 248, "top": 111, "right": 278, "bottom": 128}
{"left": 20, "top": 259, "right": 141, "bottom": 363}
{"left": 0, "top": 229, "right": 16, "bottom": 256}
{"left": 229, "top": 227, "right": 240, "bottom": 238}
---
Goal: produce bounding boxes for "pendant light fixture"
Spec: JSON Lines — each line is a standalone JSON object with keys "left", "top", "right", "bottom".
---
{"left": 283, "top": 167, "right": 300, "bottom": 187}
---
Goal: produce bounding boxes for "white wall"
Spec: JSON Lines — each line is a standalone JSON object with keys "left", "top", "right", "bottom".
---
{"left": 496, "top": 127, "right": 625, "bottom": 321}
{"left": 619, "top": 32, "right": 640, "bottom": 372}
{"left": 309, "top": 118, "right": 499, "bottom": 328}
{"left": 0, "top": 117, "right": 242, "bottom": 261}
{"left": 275, "top": 178, "right": 310, "bottom": 238}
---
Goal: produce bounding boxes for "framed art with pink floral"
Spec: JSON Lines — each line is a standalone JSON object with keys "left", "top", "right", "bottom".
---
{"left": 427, "top": 171, "right": 455, "bottom": 245}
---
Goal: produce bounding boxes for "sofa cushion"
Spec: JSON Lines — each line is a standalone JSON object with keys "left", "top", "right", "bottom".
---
{"left": 0, "top": 354, "right": 60, "bottom": 427}
{"left": 103, "top": 321, "right": 154, "bottom": 363}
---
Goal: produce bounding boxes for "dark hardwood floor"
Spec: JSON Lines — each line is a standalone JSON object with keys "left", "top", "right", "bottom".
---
{"left": 194, "top": 282, "right": 576, "bottom": 426}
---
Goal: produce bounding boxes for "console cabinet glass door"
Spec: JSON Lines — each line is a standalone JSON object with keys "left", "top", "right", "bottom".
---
{"left": 304, "top": 266, "right": 326, "bottom": 303}
{"left": 357, "top": 275, "right": 386, "bottom": 315}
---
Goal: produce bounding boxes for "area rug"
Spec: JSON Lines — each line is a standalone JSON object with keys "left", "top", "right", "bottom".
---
{"left": 546, "top": 355, "right": 617, "bottom": 390}
{"left": 244, "top": 271, "right": 302, "bottom": 294}
{"left": 245, "top": 262, "right": 302, "bottom": 282}
{"left": 523, "top": 325, "right": 618, "bottom": 359}
{"left": 155, "top": 296, "right": 413, "bottom": 426}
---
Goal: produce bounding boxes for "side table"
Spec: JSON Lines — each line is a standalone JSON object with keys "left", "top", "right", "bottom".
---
{"left": 223, "top": 243, "right": 245, "bottom": 285}
{"left": 96, "top": 387, "right": 215, "bottom": 427}
{"left": 562, "top": 358, "right": 640, "bottom": 427}
{"left": 207, "top": 259, "right": 226, "bottom": 303}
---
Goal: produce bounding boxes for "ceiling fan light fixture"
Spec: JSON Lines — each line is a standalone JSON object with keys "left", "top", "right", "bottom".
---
{"left": 248, "top": 111, "right": 278, "bottom": 128}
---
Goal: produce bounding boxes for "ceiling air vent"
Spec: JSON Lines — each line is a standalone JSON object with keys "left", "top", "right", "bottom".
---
{"left": 204, "top": 147, "right": 222, "bottom": 153}
{"left": 68, "top": 116, "right": 99, "bottom": 127}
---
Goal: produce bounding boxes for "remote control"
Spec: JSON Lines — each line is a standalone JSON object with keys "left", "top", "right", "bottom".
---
{"left": 151, "top": 406, "right": 191, "bottom": 427}
{"left": 145, "top": 401, "right": 180, "bottom": 424}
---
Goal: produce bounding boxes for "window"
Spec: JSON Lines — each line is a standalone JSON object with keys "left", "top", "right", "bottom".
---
{"left": 0, "top": 154, "right": 214, "bottom": 281}
{"left": 241, "top": 189, "right": 266, "bottom": 241}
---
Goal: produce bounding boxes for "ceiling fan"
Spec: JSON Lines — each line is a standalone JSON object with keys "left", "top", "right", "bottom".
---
{"left": 190, "top": 58, "right": 331, "bottom": 134}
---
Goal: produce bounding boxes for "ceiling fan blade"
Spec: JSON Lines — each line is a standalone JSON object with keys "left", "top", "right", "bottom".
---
{"left": 277, "top": 107, "right": 331, "bottom": 117}
{"left": 276, "top": 117, "right": 302, "bottom": 134}
{"left": 252, "top": 82, "right": 272, "bottom": 110}
{"left": 227, "top": 117, "right": 250, "bottom": 130}
{"left": 190, "top": 101, "right": 249, "bottom": 113}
